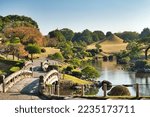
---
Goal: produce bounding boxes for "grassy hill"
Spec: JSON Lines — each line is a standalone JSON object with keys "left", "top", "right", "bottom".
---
{"left": 87, "top": 34, "right": 128, "bottom": 53}
{"left": 101, "top": 34, "right": 124, "bottom": 44}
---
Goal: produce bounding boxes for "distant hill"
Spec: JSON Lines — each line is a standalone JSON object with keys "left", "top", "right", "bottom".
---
{"left": 87, "top": 34, "right": 128, "bottom": 53}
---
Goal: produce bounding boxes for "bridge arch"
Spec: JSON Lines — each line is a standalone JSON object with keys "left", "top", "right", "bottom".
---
{"left": 44, "top": 70, "right": 60, "bottom": 85}
{"left": 39, "top": 70, "right": 61, "bottom": 95}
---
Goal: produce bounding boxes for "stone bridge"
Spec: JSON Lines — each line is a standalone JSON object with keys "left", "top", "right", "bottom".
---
{"left": 0, "top": 67, "right": 61, "bottom": 98}
{"left": 0, "top": 70, "right": 33, "bottom": 93}
{"left": 0, "top": 58, "right": 62, "bottom": 99}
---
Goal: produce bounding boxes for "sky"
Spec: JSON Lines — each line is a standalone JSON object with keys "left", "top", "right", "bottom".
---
{"left": 1, "top": 0, "right": 150, "bottom": 35}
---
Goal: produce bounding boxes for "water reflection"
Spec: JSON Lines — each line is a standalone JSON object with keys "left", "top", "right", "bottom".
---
{"left": 94, "top": 61, "right": 150, "bottom": 96}
{"left": 85, "top": 87, "right": 99, "bottom": 95}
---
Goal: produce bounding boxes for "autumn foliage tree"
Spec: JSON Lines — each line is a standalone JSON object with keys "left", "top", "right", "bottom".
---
{"left": 16, "top": 44, "right": 28, "bottom": 59}
{"left": 4, "top": 26, "right": 44, "bottom": 46}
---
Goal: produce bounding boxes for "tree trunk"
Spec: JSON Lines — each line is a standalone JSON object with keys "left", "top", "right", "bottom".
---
{"left": 145, "top": 50, "right": 148, "bottom": 60}
{"left": 17, "top": 54, "right": 19, "bottom": 60}
{"left": 145, "top": 46, "right": 150, "bottom": 60}
{"left": 13, "top": 52, "right": 15, "bottom": 60}
{"left": 31, "top": 54, "right": 33, "bottom": 62}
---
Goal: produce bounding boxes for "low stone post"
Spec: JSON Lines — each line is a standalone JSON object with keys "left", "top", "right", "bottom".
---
{"left": 48, "top": 86, "right": 51, "bottom": 96}
{"left": 57, "top": 84, "right": 60, "bottom": 96}
{"left": 81, "top": 85, "right": 84, "bottom": 96}
{"left": 39, "top": 75, "right": 44, "bottom": 94}
{"left": 41, "top": 62, "right": 43, "bottom": 69}
{"left": 2, "top": 75, "right": 5, "bottom": 93}
{"left": 103, "top": 83, "right": 107, "bottom": 97}
{"left": 135, "top": 83, "right": 139, "bottom": 98}
{"left": 51, "top": 85, "right": 55, "bottom": 95}
{"left": 51, "top": 85, "right": 53, "bottom": 95}
{"left": 31, "top": 67, "right": 34, "bottom": 77}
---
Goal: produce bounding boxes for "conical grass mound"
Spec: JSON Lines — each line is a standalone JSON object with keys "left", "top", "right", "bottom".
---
{"left": 101, "top": 34, "right": 124, "bottom": 45}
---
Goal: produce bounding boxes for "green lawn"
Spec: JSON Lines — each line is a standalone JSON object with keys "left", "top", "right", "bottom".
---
{"left": 63, "top": 74, "right": 93, "bottom": 85}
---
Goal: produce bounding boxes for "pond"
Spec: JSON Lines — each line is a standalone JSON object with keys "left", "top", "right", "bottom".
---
{"left": 59, "top": 60, "right": 150, "bottom": 97}
{"left": 95, "top": 61, "right": 150, "bottom": 96}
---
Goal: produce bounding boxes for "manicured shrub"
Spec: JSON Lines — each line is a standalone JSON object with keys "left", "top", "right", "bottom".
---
{"left": 69, "top": 58, "right": 81, "bottom": 67}
{"left": 9, "top": 66, "right": 20, "bottom": 73}
{"left": 47, "top": 65, "right": 59, "bottom": 71}
{"left": 72, "top": 70, "right": 82, "bottom": 78}
{"left": 107, "top": 85, "right": 131, "bottom": 96}
{"left": 48, "top": 52, "right": 64, "bottom": 61}
{"left": 63, "top": 66, "right": 74, "bottom": 74}
{"left": 41, "top": 48, "right": 46, "bottom": 53}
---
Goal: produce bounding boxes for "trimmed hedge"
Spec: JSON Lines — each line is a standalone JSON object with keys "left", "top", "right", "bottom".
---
{"left": 41, "top": 48, "right": 46, "bottom": 53}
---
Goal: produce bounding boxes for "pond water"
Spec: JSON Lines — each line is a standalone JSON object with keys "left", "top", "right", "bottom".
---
{"left": 95, "top": 61, "right": 150, "bottom": 96}
{"left": 59, "top": 60, "right": 150, "bottom": 96}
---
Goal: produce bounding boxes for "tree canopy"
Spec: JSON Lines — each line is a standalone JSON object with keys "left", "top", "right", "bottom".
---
{"left": 115, "top": 31, "right": 139, "bottom": 41}
{"left": 81, "top": 66, "right": 99, "bottom": 79}
{"left": 48, "top": 29, "right": 105, "bottom": 46}
{"left": 25, "top": 44, "right": 41, "bottom": 60}
{"left": 4, "top": 26, "right": 44, "bottom": 46}
{"left": 48, "top": 52, "right": 64, "bottom": 61}
{"left": 60, "top": 28, "right": 74, "bottom": 41}
{"left": 0, "top": 15, "right": 38, "bottom": 32}
{"left": 140, "top": 28, "right": 150, "bottom": 39}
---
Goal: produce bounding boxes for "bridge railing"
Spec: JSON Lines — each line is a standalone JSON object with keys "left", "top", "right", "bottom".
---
{"left": 44, "top": 70, "right": 60, "bottom": 83}
{"left": 41, "top": 60, "right": 49, "bottom": 71}
{"left": 80, "top": 83, "right": 150, "bottom": 99}
{"left": 24, "top": 61, "right": 33, "bottom": 69}
{"left": 41, "top": 60, "right": 66, "bottom": 72}
{"left": 0, "top": 70, "right": 32, "bottom": 93}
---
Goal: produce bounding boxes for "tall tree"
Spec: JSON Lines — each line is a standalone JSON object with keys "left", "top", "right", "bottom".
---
{"left": 81, "top": 66, "right": 99, "bottom": 79}
{"left": 1, "top": 15, "right": 38, "bottom": 29}
{"left": 127, "top": 41, "right": 142, "bottom": 60}
{"left": 93, "top": 31, "right": 105, "bottom": 41}
{"left": 26, "top": 44, "right": 41, "bottom": 61}
{"left": 16, "top": 44, "right": 28, "bottom": 60}
{"left": 48, "top": 29, "right": 65, "bottom": 42}
{"left": 7, "top": 44, "right": 18, "bottom": 60}
{"left": 60, "top": 28, "right": 74, "bottom": 41}
{"left": 106, "top": 31, "right": 113, "bottom": 37}
{"left": 140, "top": 28, "right": 150, "bottom": 39}
{"left": 139, "top": 28, "right": 150, "bottom": 59}
{"left": 115, "top": 31, "right": 139, "bottom": 41}
{"left": 4, "top": 26, "right": 44, "bottom": 46}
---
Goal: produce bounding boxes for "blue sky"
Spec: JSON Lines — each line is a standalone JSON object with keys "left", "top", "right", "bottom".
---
{"left": 0, "top": 0, "right": 150, "bottom": 35}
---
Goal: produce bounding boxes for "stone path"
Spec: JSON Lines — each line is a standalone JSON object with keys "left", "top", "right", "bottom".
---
{"left": 7, "top": 78, "right": 39, "bottom": 94}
